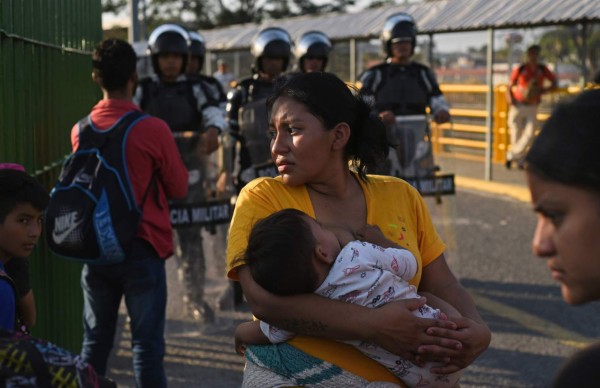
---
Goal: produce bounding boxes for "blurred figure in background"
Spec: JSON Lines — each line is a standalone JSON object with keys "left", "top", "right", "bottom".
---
{"left": 213, "top": 59, "right": 236, "bottom": 93}
{"left": 506, "top": 44, "right": 557, "bottom": 170}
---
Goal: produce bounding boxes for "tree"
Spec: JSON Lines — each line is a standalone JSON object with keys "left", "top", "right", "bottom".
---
{"left": 103, "top": 0, "right": 356, "bottom": 30}
{"left": 539, "top": 24, "right": 600, "bottom": 82}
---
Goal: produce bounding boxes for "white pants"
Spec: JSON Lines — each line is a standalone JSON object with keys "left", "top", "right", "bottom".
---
{"left": 507, "top": 103, "right": 538, "bottom": 163}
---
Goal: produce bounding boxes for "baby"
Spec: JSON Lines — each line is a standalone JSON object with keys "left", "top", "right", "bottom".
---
{"left": 235, "top": 208, "right": 463, "bottom": 388}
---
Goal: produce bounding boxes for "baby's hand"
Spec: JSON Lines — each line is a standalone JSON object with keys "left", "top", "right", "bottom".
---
{"left": 355, "top": 225, "right": 395, "bottom": 248}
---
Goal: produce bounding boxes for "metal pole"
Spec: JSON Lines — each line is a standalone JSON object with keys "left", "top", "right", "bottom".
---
{"left": 140, "top": 0, "right": 147, "bottom": 40}
{"left": 205, "top": 51, "right": 212, "bottom": 74}
{"left": 485, "top": 28, "right": 494, "bottom": 181}
{"left": 128, "top": 0, "right": 139, "bottom": 42}
{"left": 349, "top": 38, "right": 357, "bottom": 83}
{"left": 428, "top": 33, "right": 434, "bottom": 68}
{"left": 581, "top": 22, "right": 588, "bottom": 86}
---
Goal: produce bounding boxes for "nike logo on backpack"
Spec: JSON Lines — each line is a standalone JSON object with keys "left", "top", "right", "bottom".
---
{"left": 52, "top": 210, "right": 83, "bottom": 245}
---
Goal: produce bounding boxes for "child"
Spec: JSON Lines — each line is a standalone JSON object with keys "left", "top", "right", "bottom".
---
{"left": 235, "top": 208, "right": 463, "bottom": 388}
{"left": 0, "top": 164, "right": 48, "bottom": 331}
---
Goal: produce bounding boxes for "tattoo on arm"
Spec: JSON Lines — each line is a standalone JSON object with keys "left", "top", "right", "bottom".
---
{"left": 279, "top": 319, "right": 328, "bottom": 335}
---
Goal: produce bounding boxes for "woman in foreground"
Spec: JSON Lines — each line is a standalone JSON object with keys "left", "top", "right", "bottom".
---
{"left": 226, "top": 72, "right": 491, "bottom": 386}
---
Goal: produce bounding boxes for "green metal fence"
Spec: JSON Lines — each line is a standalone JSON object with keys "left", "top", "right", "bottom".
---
{"left": 1, "top": 0, "right": 102, "bottom": 352}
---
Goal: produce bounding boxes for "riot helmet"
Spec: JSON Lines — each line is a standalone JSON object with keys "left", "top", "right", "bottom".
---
{"left": 188, "top": 31, "right": 206, "bottom": 63}
{"left": 295, "top": 31, "right": 332, "bottom": 72}
{"left": 251, "top": 27, "right": 293, "bottom": 72}
{"left": 148, "top": 23, "right": 190, "bottom": 75}
{"left": 187, "top": 31, "right": 206, "bottom": 75}
{"left": 381, "top": 12, "right": 418, "bottom": 57}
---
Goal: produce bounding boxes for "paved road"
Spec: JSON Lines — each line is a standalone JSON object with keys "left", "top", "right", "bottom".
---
{"left": 428, "top": 189, "right": 600, "bottom": 387}
{"left": 105, "top": 188, "right": 600, "bottom": 387}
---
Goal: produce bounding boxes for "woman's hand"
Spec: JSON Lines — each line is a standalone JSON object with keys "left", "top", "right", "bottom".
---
{"left": 418, "top": 316, "right": 491, "bottom": 374}
{"left": 365, "top": 297, "right": 460, "bottom": 362}
{"left": 417, "top": 255, "right": 492, "bottom": 372}
{"left": 200, "top": 126, "right": 220, "bottom": 154}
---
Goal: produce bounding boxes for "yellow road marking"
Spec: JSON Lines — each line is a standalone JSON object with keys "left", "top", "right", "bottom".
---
{"left": 471, "top": 291, "right": 595, "bottom": 349}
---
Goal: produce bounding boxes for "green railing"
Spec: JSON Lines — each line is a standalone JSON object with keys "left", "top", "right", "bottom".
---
{"left": 1, "top": 0, "right": 102, "bottom": 352}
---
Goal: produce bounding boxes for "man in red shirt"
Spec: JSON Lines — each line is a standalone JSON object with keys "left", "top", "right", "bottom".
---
{"left": 71, "top": 39, "right": 188, "bottom": 387}
{"left": 506, "top": 44, "right": 557, "bottom": 169}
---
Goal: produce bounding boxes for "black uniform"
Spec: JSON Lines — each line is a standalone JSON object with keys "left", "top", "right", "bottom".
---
{"left": 135, "top": 73, "right": 225, "bottom": 321}
{"left": 359, "top": 61, "right": 449, "bottom": 178}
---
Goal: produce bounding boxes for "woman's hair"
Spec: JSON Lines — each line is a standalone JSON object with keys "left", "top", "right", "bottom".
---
{"left": 266, "top": 72, "right": 389, "bottom": 180}
{"left": 243, "top": 209, "right": 320, "bottom": 295}
{"left": 525, "top": 89, "right": 600, "bottom": 191}
{"left": 0, "top": 168, "right": 49, "bottom": 223}
{"left": 92, "top": 39, "right": 137, "bottom": 92}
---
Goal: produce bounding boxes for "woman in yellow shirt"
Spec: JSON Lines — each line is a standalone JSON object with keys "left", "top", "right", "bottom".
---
{"left": 226, "top": 72, "right": 491, "bottom": 386}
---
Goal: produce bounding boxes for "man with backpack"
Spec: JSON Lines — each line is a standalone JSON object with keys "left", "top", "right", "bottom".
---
{"left": 505, "top": 44, "right": 557, "bottom": 170}
{"left": 67, "top": 39, "right": 188, "bottom": 387}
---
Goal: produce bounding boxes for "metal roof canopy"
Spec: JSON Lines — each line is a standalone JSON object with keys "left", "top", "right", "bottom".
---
{"left": 200, "top": 0, "right": 600, "bottom": 51}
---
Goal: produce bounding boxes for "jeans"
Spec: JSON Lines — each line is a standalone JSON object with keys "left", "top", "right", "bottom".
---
{"left": 507, "top": 103, "right": 538, "bottom": 163}
{"left": 81, "top": 239, "right": 167, "bottom": 388}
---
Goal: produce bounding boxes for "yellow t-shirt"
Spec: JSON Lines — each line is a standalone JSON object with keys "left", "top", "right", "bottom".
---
{"left": 226, "top": 173, "right": 446, "bottom": 383}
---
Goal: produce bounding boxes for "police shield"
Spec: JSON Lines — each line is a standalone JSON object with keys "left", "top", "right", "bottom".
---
{"left": 387, "top": 115, "right": 437, "bottom": 179}
{"left": 238, "top": 97, "right": 271, "bottom": 166}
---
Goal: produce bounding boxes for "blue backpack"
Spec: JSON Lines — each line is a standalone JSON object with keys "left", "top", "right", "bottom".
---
{"left": 45, "top": 111, "right": 150, "bottom": 265}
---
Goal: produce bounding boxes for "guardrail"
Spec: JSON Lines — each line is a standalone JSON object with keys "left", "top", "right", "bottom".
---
{"left": 431, "top": 84, "right": 582, "bottom": 163}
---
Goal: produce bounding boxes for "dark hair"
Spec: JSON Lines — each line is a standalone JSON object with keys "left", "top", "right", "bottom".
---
{"left": 266, "top": 72, "right": 389, "bottom": 180}
{"left": 0, "top": 169, "right": 49, "bottom": 223}
{"left": 526, "top": 89, "right": 600, "bottom": 191}
{"left": 527, "top": 44, "right": 541, "bottom": 53}
{"left": 92, "top": 39, "right": 137, "bottom": 91}
{"left": 553, "top": 342, "right": 600, "bottom": 388}
{"left": 243, "top": 209, "right": 320, "bottom": 295}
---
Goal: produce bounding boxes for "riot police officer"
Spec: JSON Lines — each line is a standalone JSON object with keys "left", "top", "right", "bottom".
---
{"left": 294, "top": 30, "right": 332, "bottom": 73}
{"left": 134, "top": 23, "right": 226, "bottom": 322}
{"left": 186, "top": 30, "right": 205, "bottom": 76}
{"left": 359, "top": 13, "right": 450, "bottom": 178}
{"left": 218, "top": 27, "right": 292, "bottom": 308}
{"left": 224, "top": 26, "right": 292, "bottom": 191}
{"left": 186, "top": 29, "right": 233, "bottom": 301}
{"left": 186, "top": 30, "right": 227, "bottom": 108}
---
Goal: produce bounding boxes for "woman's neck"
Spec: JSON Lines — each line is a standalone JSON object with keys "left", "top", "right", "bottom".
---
{"left": 307, "top": 168, "right": 356, "bottom": 199}
{"left": 307, "top": 168, "right": 367, "bottom": 237}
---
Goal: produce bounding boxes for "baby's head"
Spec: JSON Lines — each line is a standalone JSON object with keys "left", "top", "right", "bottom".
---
{"left": 243, "top": 208, "right": 340, "bottom": 295}
{"left": 0, "top": 166, "right": 49, "bottom": 261}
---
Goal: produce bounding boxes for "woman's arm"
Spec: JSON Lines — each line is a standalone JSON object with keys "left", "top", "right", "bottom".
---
{"left": 417, "top": 254, "right": 492, "bottom": 373}
{"left": 238, "top": 266, "right": 460, "bottom": 362}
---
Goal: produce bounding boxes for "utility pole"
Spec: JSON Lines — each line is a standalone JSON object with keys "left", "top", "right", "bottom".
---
{"left": 128, "top": 0, "right": 139, "bottom": 42}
